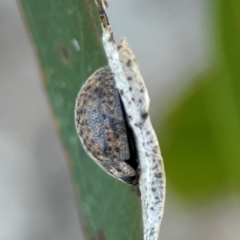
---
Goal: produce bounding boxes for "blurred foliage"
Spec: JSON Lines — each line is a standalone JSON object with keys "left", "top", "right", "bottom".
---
{"left": 160, "top": 0, "right": 240, "bottom": 202}
{"left": 20, "top": 0, "right": 142, "bottom": 239}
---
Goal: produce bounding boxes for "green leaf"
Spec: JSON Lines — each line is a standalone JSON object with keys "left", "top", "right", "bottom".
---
{"left": 19, "top": 1, "right": 142, "bottom": 239}
{"left": 159, "top": 0, "right": 240, "bottom": 202}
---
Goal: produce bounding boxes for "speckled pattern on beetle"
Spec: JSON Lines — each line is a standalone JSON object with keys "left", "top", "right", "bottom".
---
{"left": 75, "top": 66, "right": 138, "bottom": 184}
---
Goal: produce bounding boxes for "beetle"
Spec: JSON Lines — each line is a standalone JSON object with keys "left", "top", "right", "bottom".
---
{"left": 75, "top": 66, "right": 139, "bottom": 184}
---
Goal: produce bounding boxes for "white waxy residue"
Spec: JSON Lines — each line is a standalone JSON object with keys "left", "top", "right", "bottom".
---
{"left": 94, "top": 1, "right": 166, "bottom": 239}
{"left": 71, "top": 38, "right": 80, "bottom": 51}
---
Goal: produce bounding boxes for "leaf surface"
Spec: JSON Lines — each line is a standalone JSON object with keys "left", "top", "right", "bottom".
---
{"left": 19, "top": 1, "right": 142, "bottom": 239}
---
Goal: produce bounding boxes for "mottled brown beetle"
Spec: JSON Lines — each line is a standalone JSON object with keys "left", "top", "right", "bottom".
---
{"left": 75, "top": 66, "right": 139, "bottom": 184}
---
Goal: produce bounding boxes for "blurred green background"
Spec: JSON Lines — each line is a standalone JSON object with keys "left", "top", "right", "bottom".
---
{"left": 160, "top": 0, "right": 240, "bottom": 203}
{"left": 1, "top": 0, "right": 240, "bottom": 239}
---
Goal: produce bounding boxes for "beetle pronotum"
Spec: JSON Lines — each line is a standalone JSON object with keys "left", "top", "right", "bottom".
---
{"left": 75, "top": 66, "right": 139, "bottom": 184}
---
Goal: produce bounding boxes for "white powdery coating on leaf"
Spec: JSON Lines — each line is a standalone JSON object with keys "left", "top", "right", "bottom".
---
{"left": 102, "top": 30, "right": 166, "bottom": 240}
